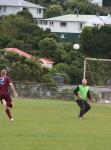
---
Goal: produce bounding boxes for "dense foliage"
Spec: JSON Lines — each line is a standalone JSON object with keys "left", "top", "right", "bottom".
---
{"left": 80, "top": 26, "right": 111, "bottom": 58}
{"left": 27, "top": 0, "right": 109, "bottom": 16}
{"left": 0, "top": 11, "right": 84, "bottom": 84}
{"left": 103, "top": 0, "right": 111, "bottom": 6}
{"left": 0, "top": 1, "right": 111, "bottom": 85}
{"left": 0, "top": 50, "right": 43, "bottom": 82}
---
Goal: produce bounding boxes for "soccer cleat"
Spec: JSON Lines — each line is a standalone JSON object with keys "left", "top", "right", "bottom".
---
{"left": 79, "top": 117, "right": 84, "bottom": 120}
{"left": 10, "top": 118, "right": 14, "bottom": 122}
{"left": 78, "top": 115, "right": 84, "bottom": 119}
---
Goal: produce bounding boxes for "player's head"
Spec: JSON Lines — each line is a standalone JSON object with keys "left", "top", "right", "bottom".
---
{"left": 1, "top": 69, "right": 7, "bottom": 77}
{"left": 82, "top": 78, "right": 87, "bottom": 86}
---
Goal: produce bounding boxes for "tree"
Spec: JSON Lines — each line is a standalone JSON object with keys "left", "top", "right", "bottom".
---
{"left": 0, "top": 10, "right": 58, "bottom": 55}
{"left": 80, "top": 26, "right": 111, "bottom": 58}
{"left": 45, "top": 4, "right": 63, "bottom": 18}
{"left": 103, "top": 0, "right": 111, "bottom": 6}
{"left": 80, "top": 26, "right": 93, "bottom": 55}
{"left": 64, "top": 0, "right": 107, "bottom": 15}
{"left": 17, "top": 10, "right": 34, "bottom": 23}
{"left": 39, "top": 37, "right": 58, "bottom": 59}
{"left": 53, "top": 63, "right": 71, "bottom": 83}
{"left": 0, "top": 49, "right": 56, "bottom": 83}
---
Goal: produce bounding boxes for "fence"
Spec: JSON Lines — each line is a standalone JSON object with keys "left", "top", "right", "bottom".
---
{"left": 13, "top": 81, "right": 74, "bottom": 100}
{"left": 91, "top": 86, "right": 111, "bottom": 103}
{"left": 13, "top": 81, "right": 111, "bottom": 102}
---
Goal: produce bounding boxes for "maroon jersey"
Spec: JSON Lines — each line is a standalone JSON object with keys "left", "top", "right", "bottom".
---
{"left": 0, "top": 76, "right": 11, "bottom": 95}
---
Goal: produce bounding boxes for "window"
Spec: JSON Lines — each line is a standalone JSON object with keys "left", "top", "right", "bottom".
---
{"left": 39, "top": 20, "right": 47, "bottom": 25}
{"left": 39, "top": 8, "right": 41, "bottom": 14}
{"left": 0, "top": 6, "right": 2, "bottom": 12}
{"left": 23, "top": 7, "right": 27, "bottom": 11}
{"left": 49, "top": 21, "right": 54, "bottom": 26}
{"left": 79, "top": 23, "right": 83, "bottom": 30}
{"left": 37, "top": 8, "right": 42, "bottom": 14}
{"left": 3, "top": 6, "right": 6, "bottom": 12}
{"left": 0, "top": 6, "right": 6, "bottom": 13}
{"left": 39, "top": 20, "right": 43, "bottom": 24}
{"left": 44, "top": 21, "right": 47, "bottom": 25}
{"left": 61, "top": 22, "right": 67, "bottom": 27}
{"left": 61, "top": 34, "right": 66, "bottom": 39}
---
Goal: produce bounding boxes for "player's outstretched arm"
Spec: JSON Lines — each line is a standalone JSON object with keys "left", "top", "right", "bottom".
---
{"left": 9, "top": 82, "right": 18, "bottom": 97}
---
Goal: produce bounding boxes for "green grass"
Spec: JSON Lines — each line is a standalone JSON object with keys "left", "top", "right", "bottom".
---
{"left": 0, "top": 98, "right": 111, "bottom": 150}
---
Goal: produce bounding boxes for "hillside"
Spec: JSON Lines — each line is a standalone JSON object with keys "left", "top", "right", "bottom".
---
{"left": 26, "top": 0, "right": 111, "bottom": 7}
{"left": 26, "top": 0, "right": 111, "bottom": 16}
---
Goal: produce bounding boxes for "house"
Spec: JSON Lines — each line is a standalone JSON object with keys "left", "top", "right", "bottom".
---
{"left": 0, "top": 0, "right": 45, "bottom": 19}
{"left": 87, "top": 0, "right": 103, "bottom": 6}
{"left": 38, "top": 58, "right": 55, "bottom": 68}
{"left": 5, "top": 48, "right": 54, "bottom": 68}
{"left": 37, "top": 14, "right": 96, "bottom": 42}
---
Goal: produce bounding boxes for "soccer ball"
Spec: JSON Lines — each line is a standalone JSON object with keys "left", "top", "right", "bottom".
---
{"left": 73, "top": 43, "right": 80, "bottom": 50}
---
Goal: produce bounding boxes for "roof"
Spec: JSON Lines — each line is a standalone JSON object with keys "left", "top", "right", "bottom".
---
{"left": 43, "top": 14, "right": 96, "bottom": 22}
{"left": 0, "top": 0, "right": 45, "bottom": 9}
{"left": 100, "top": 16, "right": 111, "bottom": 24}
{"left": 87, "top": 16, "right": 104, "bottom": 25}
{"left": 87, "top": 15, "right": 111, "bottom": 25}
{"left": 38, "top": 58, "right": 55, "bottom": 64}
{"left": 5, "top": 48, "right": 54, "bottom": 64}
{"left": 5, "top": 48, "right": 35, "bottom": 59}
{"left": 88, "top": 0, "right": 103, "bottom": 6}
{"left": 91, "top": 0, "right": 102, "bottom": 4}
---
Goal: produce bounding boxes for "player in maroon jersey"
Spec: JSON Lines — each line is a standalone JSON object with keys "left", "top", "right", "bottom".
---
{"left": 0, "top": 69, "right": 17, "bottom": 122}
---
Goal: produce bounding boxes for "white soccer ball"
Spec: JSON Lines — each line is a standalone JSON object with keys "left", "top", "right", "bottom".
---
{"left": 73, "top": 43, "right": 80, "bottom": 50}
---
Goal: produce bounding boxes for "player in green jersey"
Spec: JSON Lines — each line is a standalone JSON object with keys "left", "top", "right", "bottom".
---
{"left": 74, "top": 79, "right": 93, "bottom": 119}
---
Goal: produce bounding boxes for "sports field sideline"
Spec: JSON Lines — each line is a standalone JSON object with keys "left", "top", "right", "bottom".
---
{"left": 0, "top": 98, "right": 111, "bottom": 150}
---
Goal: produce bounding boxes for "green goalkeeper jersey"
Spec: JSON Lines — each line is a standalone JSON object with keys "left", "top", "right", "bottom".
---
{"left": 74, "top": 85, "right": 90, "bottom": 101}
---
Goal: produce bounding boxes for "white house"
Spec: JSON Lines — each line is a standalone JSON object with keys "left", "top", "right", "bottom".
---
{"left": 0, "top": 0, "right": 45, "bottom": 19}
{"left": 88, "top": 0, "right": 103, "bottom": 6}
{"left": 38, "top": 58, "right": 55, "bottom": 68}
{"left": 37, "top": 14, "right": 96, "bottom": 42}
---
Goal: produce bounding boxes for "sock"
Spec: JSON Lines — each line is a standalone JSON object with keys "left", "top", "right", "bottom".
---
{"left": 5, "top": 108, "right": 12, "bottom": 120}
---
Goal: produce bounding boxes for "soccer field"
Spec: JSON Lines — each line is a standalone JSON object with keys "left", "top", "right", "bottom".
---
{"left": 0, "top": 99, "right": 111, "bottom": 150}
